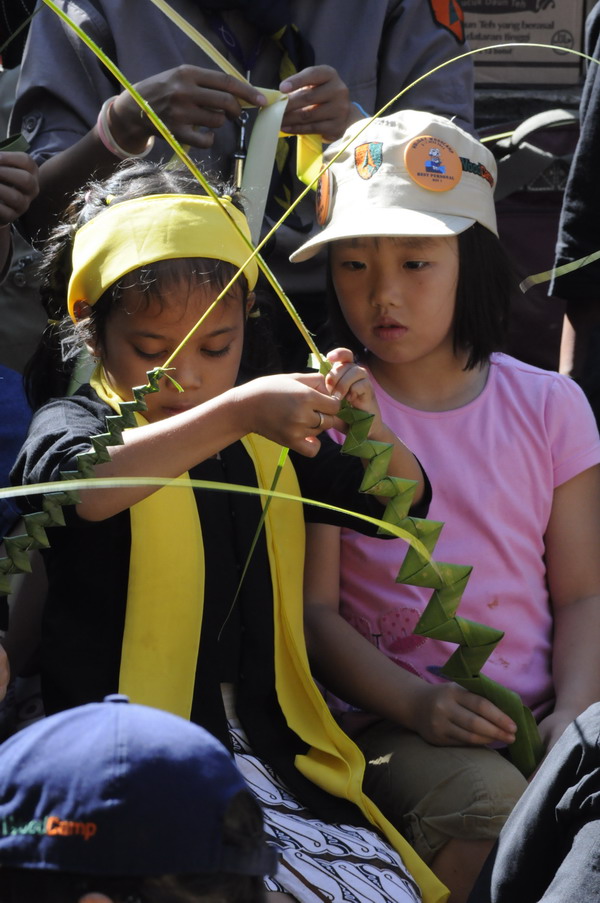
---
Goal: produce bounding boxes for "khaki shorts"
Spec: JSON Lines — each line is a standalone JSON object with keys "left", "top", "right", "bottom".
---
{"left": 344, "top": 715, "right": 528, "bottom": 863}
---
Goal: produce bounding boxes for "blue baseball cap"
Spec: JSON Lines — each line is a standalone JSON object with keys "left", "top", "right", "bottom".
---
{"left": 0, "top": 695, "right": 276, "bottom": 877}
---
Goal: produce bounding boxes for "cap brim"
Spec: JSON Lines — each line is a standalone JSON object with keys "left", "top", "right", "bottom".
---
{"left": 290, "top": 209, "right": 475, "bottom": 262}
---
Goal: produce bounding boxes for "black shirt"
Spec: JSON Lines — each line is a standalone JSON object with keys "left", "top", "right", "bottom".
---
{"left": 12, "top": 384, "right": 430, "bottom": 822}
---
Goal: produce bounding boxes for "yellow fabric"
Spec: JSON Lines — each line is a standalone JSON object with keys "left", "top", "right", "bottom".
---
{"left": 122, "top": 477, "right": 204, "bottom": 717}
{"left": 294, "top": 132, "right": 324, "bottom": 188}
{"left": 87, "top": 369, "right": 446, "bottom": 902}
{"left": 90, "top": 366, "right": 204, "bottom": 718}
{"left": 68, "top": 194, "right": 258, "bottom": 320}
{"left": 245, "top": 434, "right": 448, "bottom": 903}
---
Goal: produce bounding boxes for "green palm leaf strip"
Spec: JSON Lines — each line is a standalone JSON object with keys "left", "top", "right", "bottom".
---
{"left": 336, "top": 401, "right": 543, "bottom": 777}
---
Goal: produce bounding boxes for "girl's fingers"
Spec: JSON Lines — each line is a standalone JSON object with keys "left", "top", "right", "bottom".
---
{"left": 326, "top": 347, "right": 355, "bottom": 364}
{"left": 291, "top": 435, "right": 321, "bottom": 457}
{"left": 326, "top": 361, "right": 370, "bottom": 403}
{"left": 424, "top": 684, "right": 517, "bottom": 746}
{"left": 309, "top": 411, "right": 338, "bottom": 434}
{"left": 450, "top": 700, "right": 517, "bottom": 745}
{"left": 457, "top": 688, "right": 517, "bottom": 734}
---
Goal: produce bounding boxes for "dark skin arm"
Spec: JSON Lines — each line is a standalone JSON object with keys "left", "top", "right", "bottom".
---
{"left": 23, "top": 66, "right": 266, "bottom": 238}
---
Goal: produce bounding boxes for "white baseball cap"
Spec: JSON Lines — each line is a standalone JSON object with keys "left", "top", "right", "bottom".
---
{"left": 291, "top": 110, "right": 498, "bottom": 263}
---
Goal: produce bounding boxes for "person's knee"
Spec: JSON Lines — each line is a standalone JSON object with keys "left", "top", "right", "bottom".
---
{"left": 409, "top": 749, "right": 527, "bottom": 861}
{"left": 357, "top": 723, "right": 526, "bottom": 863}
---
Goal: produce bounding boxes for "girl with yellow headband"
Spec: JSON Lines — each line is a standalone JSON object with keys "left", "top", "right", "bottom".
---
{"left": 12, "top": 161, "right": 446, "bottom": 903}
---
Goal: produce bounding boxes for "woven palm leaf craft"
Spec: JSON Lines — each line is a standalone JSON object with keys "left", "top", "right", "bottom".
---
{"left": 0, "top": 0, "right": 546, "bottom": 776}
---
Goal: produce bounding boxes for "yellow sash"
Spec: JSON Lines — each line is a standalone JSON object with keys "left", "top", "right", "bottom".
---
{"left": 89, "top": 368, "right": 447, "bottom": 903}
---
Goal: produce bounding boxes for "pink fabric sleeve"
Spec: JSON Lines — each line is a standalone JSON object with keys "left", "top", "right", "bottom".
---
{"left": 545, "top": 376, "right": 600, "bottom": 488}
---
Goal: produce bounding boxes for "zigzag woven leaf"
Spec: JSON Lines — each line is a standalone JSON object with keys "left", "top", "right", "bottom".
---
{"left": 339, "top": 402, "right": 543, "bottom": 777}
{"left": 0, "top": 369, "right": 159, "bottom": 626}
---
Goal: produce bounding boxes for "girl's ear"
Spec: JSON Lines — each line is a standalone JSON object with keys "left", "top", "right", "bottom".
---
{"left": 245, "top": 292, "right": 256, "bottom": 319}
{"left": 72, "top": 300, "right": 93, "bottom": 322}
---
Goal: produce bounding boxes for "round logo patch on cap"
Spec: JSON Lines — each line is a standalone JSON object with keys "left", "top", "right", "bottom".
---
{"left": 404, "top": 135, "right": 462, "bottom": 192}
{"left": 315, "top": 168, "right": 333, "bottom": 226}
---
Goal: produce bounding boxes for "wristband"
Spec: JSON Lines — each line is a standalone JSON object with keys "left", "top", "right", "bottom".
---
{"left": 97, "top": 96, "right": 155, "bottom": 160}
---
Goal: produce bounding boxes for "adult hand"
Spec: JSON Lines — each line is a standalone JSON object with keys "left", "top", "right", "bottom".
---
{"left": 0, "top": 152, "right": 39, "bottom": 226}
{"left": 408, "top": 681, "right": 518, "bottom": 747}
{"left": 280, "top": 65, "right": 351, "bottom": 142}
{"left": 110, "top": 65, "right": 267, "bottom": 152}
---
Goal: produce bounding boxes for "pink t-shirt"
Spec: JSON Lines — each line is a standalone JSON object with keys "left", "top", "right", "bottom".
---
{"left": 332, "top": 354, "right": 600, "bottom": 717}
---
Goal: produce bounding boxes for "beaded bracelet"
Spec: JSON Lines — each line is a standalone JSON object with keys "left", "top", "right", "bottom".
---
{"left": 97, "top": 96, "right": 155, "bottom": 160}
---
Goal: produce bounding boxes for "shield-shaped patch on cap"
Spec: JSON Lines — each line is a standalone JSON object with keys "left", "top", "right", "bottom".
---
{"left": 354, "top": 142, "right": 383, "bottom": 180}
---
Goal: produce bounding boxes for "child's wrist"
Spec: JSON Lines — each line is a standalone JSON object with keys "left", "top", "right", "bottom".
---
{"left": 228, "top": 383, "right": 256, "bottom": 437}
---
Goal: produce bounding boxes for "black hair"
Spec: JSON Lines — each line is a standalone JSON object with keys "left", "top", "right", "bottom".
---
{"left": 326, "top": 223, "right": 513, "bottom": 370}
{"left": 25, "top": 159, "right": 279, "bottom": 410}
{"left": 0, "top": 792, "right": 268, "bottom": 903}
{"left": 0, "top": 0, "right": 36, "bottom": 69}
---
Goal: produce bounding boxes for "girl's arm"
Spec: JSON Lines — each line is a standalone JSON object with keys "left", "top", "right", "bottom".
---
{"left": 324, "top": 348, "right": 425, "bottom": 503}
{"left": 540, "top": 463, "right": 600, "bottom": 751}
{"left": 77, "top": 372, "right": 340, "bottom": 522}
{"left": 304, "top": 522, "right": 518, "bottom": 746}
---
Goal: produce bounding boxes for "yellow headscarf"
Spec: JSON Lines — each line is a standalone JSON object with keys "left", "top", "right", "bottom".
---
{"left": 68, "top": 194, "right": 258, "bottom": 320}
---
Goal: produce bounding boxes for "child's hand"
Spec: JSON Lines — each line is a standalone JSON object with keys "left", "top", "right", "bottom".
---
{"left": 409, "top": 681, "right": 517, "bottom": 747}
{"left": 324, "top": 347, "right": 425, "bottom": 499}
{"left": 236, "top": 372, "right": 341, "bottom": 456}
{"left": 0, "top": 152, "right": 39, "bottom": 226}
{"left": 325, "top": 347, "right": 384, "bottom": 436}
{"left": 280, "top": 65, "right": 351, "bottom": 142}
{"left": 110, "top": 66, "right": 267, "bottom": 153}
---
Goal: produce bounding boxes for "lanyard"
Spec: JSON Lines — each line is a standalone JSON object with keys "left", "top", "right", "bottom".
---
{"left": 207, "top": 14, "right": 265, "bottom": 187}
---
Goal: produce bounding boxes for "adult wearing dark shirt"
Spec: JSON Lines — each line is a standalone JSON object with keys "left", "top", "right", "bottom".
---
{"left": 13, "top": 0, "right": 474, "bottom": 366}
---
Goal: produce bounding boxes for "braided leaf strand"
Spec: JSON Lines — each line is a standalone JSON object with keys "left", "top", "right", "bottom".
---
{"left": 339, "top": 402, "right": 543, "bottom": 777}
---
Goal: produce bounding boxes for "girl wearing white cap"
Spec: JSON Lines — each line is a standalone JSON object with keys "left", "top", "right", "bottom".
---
{"left": 296, "top": 111, "right": 600, "bottom": 902}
